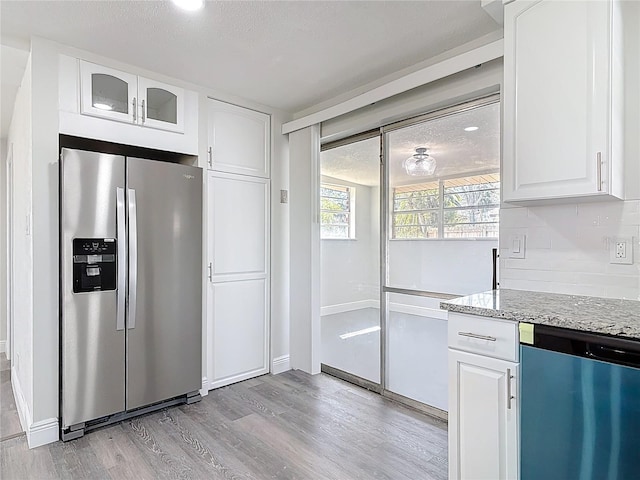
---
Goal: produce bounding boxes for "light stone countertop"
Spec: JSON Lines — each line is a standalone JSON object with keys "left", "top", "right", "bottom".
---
{"left": 440, "top": 289, "right": 640, "bottom": 340}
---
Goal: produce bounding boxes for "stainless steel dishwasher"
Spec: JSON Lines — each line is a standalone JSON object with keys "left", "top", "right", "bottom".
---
{"left": 520, "top": 324, "right": 640, "bottom": 480}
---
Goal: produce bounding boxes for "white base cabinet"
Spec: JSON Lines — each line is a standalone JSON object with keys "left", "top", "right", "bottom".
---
{"left": 448, "top": 313, "right": 520, "bottom": 480}
{"left": 502, "top": 0, "right": 624, "bottom": 203}
{"left": 449, "top": 350, "right": 519, "bottom": 480}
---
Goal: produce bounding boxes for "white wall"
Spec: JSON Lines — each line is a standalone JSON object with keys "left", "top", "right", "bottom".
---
{"left": 30, "top": 37, "right": 60, "bottom": 425}
{"left": 6, "top": 54, "right": 34, "bottom": 427}
{"left": 321, "top": 179, "right": 379, "bottom": 308}
{"left": 388, "top": 239, "right": 498, "bottom": 295}
{"left": 499, "top": 2, "right": 640, "bottom": 300}
{"left": 270, "top": 110, "right": 291, "bottom": 363}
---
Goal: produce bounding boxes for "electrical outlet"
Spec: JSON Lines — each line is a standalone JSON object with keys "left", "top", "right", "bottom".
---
{"left": 280, "top": 189, "right": 288, "bottom": 204}
{"left": 610, "top": 237, "right": 633, "bottom": 265}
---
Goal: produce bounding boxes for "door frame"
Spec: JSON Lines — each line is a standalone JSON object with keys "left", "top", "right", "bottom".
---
{"left": 5, "top": 143, "right": 13, "bottom": 362}
{"left": 318, "top": 93, "right": 501, "bottom": 419}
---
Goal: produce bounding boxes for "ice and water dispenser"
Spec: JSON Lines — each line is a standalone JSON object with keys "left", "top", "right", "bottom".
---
{"left": 72, "top": 238, "right": 117, "bottom": 293}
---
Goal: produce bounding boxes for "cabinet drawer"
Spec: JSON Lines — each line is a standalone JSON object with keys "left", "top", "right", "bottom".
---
{"left": 448, "top": 313, "right": 519, "bottom": 362}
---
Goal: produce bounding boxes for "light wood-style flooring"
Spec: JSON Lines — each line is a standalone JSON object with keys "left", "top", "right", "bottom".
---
{"left": 1, "top": 369, "right": 447, "bottom": 479}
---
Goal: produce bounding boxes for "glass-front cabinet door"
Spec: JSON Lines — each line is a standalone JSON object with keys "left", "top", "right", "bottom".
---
{"left": 138, "top": 77, "right": 184, "bottom": 133}
{"left": 80, "top": 61, "right": 138, "bottom": 124}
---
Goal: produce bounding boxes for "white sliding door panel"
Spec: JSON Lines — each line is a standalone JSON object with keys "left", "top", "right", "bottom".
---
{"left": 208, "top": 99, "right": 270, "bottom": 177}
{"left": 209, "top": 279, "right": 269, "bottom": 388}
{"left": 209, "top": 172, "right": 269, "bottom": 281}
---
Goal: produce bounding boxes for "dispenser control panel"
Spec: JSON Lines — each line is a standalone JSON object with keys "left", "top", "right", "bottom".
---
{"left": 72, "top": 238, "right": 117, "bottom": 293}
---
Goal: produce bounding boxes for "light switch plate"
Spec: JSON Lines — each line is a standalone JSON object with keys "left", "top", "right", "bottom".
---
{"left": 610, "top": 237, "right": 633, "bottom": 265}
{"left": 508, "top": 234, "right": 526, "bottom": 259}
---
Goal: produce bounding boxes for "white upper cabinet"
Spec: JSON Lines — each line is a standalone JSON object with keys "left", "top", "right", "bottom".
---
{"left": 503, "top": 0, "right": 624, "bottom": 203}
{"left": 80, "top": 60, "right": 185, "bottom": 134}
{"left": 138, "top": 77, "right": 184, "bottom": 133}
{"left": 80, "top": 62, "right": 138, "bottom": 124}
{"left": 207, "top": 99, "right": 270, "bottom": 177}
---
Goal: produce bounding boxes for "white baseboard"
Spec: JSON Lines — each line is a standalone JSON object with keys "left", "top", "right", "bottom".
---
{"left": 209, "top": 367, "right": 270, "bottom": 390}
{"left": 0, "top": 340, "right": 6, "bottom": 354}
{"left": 320, "top": 299, "right": 447, "bottom": 320}
{"left": 271, "top": 354, "right": 291, "bottom": 375}
{"left": 28, "top": 418, "right": 59, "bottom": 449}
{"left": 199, "top": 376, "right": 209, "bottom": 397}
{"left": 11, "top": 367, "right": 59, "bottom": 448}
{"left": 321, "top": 299, "right": 378, "bottom": 316}
{"left": 388, "top": 302, "right": 448, "bottom": 320}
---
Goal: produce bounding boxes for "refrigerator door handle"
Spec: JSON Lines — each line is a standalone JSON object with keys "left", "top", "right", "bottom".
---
{"left": 128, "top": 188, "right": 138, "bottom": 330}
{"left": 116, "top": 187, "right": 126, "bottom": 331}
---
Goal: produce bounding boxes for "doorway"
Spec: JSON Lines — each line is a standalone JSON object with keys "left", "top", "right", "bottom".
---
{"left": 320, "top": 95, "right": 501, "bottom": 415}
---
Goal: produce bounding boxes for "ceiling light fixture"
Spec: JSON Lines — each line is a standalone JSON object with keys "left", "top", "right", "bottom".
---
{"left": 93, "top": 103, "right": 113, "bottom": 111}
{"left": 171, "top": 0, "right": 204, "bottom": 11}
{"left": 404, "top": 147, "right": 436, "bottom": 176}
{"left": 464, "top": 126, "right": 479, "bottom": 132}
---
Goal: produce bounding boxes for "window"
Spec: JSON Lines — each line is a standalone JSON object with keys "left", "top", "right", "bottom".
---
{"left": 392, "top": 173, "right": 499, "bottom": 239}
{"left": 321, "top": 184, "right": 355, "bottom": 239}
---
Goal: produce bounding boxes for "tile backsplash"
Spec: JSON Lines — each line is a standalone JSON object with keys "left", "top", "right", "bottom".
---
{"left": 500, "top": 200, "right": 640, "bottom": 300}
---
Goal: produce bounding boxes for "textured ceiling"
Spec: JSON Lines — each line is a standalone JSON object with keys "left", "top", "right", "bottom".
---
{"left": 0, "top": 0, "right": 500, "bottom": 117}
{"left": 321, "top": 101, "right": 500, "bottom": 186}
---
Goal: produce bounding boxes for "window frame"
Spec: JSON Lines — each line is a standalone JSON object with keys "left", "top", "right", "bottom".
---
{"left": 320, "top": 182, "right": 356, "bottom": 240}
{"left": 392, "top": 172, "right": 500, "bottom": 240}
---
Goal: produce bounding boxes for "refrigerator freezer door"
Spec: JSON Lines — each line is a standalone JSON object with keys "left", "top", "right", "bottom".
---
{"left": 61, "top": 148, "right": 126, "bottom": 428}
{"left": 126, "top": 158, "right": 202, "bottom": 410}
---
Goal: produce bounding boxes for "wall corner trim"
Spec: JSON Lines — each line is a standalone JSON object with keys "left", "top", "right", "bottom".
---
{"left": 271, "top": 355, "right": 291, "bottom": 375}
{"left": 199, "top": 376, "right": 209, "bottom": 397}
{"left": 27, "top": 418, "right": 59, "bottom": 449}
{"left": 11, "top": 366, "right": 30, "bottom": 436}
{"left": 12, "top": 366, "right": 59, "bottom": 449}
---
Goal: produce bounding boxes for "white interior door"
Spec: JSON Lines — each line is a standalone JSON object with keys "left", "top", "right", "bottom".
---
{"left": 207, "top": 171, "right": 270, "bottom": 389}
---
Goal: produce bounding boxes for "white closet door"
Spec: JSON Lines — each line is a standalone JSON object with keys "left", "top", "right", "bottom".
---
{"left": 209, "top": 172, "right": 269, "bottom": 281}
{"left": 207, "top": 170, "right": 270, "bottom": 389}
{"left": 207, "top": 99, "right": 270, "bottom": 177}
{"left": 209, "top": 279, "right": 269, "bottom": 388}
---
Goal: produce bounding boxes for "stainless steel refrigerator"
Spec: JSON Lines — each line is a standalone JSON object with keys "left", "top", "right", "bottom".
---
{"left": 60, "top": 147, "right": 202, "bottom": 440}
